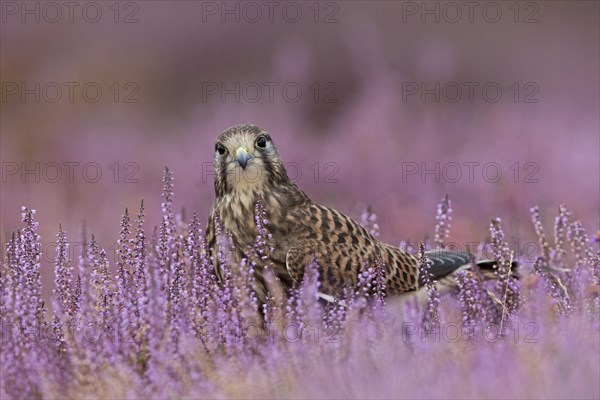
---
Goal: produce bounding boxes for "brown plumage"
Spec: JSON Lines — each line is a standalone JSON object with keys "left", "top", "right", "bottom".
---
{"left": 205, "top": 124, "right": 473, "bottom": 302}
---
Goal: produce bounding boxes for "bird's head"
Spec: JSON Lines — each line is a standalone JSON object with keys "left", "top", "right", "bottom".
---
{"left": 213, "top": 124, "right": 288, "bottom": 196}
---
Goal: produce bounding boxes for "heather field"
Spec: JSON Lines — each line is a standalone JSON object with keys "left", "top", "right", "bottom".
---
{"left": 1, "top": 1, "right": 599, "bottom": 399}
{"left": 1, "top": 183, "right": 599, "bottom": 399}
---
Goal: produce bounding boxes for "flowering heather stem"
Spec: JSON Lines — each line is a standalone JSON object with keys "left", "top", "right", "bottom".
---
{"left": 133, "top": 201, "right": 149, "bottom": 309}
{"left": 287, "top": 257, "right": 321, "bottom": 332}
{"left": 456, "top": 270, "right": 485, "bottom": 333}
{"left": 156, "top": 167, "right": 177, "bottom": 311}
{"left": 116, "top": 208, "right": 135, "bottom": 342}
{"left": 157, "top": 219, "right": 171, "bottom": 293}
{"left": 374, "top": 255, "right": 387, "bottom": 307}
{"left": 253, "top": 197, "right": 274, "bottom": 266}
{"left": 434, "top": 194, "right": 452, "bottom": 249}
{"left": 89, "top": 235, "right": 113, "bottom": 331}
{"left": 568, "top": 220, "right": 595, "bottom": 269}
{"left": 531, "top": 206, "right": 551, "bottom": 261}
{"left": 593, "top": 251, "right": 600, "bottom": 287}
{"left": 53, "top": 225, "right": 72, "bottom": 320}
{"left": 490, "top": 218, "right": 520, "bottom": 316}
{"left": 116, "top": 208, "right": 133, "bottom": 291}
{"left": 419, "top": 242, "right": 440, "bottom": 329}
{"left": 167, "top": 242, "right": 185, "bottom": 354}
{"left": 552, "top": 204, "right": 570, "bottom": 266}
{"left": 161, "top": 166, "right": 176, "bottom": 238}
{"left": 68, "top": 275, "right": 81, "bottom": 326}
{"left": 500, "top": 250, "right": 515, "bottom": 332}
{"left": 533, "top": 257, "right": 572, "bottom": 315}
{"left": 186, "top": 212, "right": 210, "bottom": 340}
{"left": 0, "top": 254, "right": 12, "bottom": 321}
{"left": 355, "top": 262, "right": 379, "bottom": 310}
{"left": 20, "top": 208, "right": 45, "bottom": 326}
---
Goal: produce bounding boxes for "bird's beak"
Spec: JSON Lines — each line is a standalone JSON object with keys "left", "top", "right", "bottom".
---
{"left": 234, "top": 147, "right": 253, "bottom": 170}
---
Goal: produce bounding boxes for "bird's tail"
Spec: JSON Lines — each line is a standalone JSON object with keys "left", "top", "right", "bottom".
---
{"left": 419, "top": 249, "right": 519, "bottom": 295}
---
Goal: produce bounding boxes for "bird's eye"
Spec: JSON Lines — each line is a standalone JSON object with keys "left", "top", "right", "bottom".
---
{"left": 216, "top": 143, "right": 227, "bottom": 155}
{"left": 255, "top": 136, "right": 268, "bottom": 148}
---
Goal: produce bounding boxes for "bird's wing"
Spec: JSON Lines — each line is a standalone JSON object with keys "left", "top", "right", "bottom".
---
{"left": 284, "top": 203, "right": 421, "bottom": 297}
{"left": 285, "top": 240, "right": 421, "bottom": 301}
{"left": 285, "top": 239, "right": 377, "bottom": 299}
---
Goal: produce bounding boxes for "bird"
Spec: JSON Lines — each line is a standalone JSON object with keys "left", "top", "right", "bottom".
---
{"left": 204, "top": 124, "right": 497, "bottom": 304}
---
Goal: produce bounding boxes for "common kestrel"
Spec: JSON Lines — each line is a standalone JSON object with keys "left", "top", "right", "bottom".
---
{"left": 205, "top": 124, "right": 477, "bottom": 303}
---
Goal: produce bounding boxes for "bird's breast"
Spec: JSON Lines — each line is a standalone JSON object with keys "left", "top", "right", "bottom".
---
{"left": 217, "top": 192, "right": 257, "bottom": 249}
{"left": 215, "top": 188, "right": 293, "bottom": 263}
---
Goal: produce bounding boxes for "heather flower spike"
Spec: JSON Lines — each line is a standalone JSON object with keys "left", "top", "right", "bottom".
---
{"left": 419, "top": 242, "right": 440, "bottom": 330}
{"left": 490, "top": 218, "right": 521, "bottom": 318}
{"left": 434, "top": 194, "right": 452, "bottom": 249}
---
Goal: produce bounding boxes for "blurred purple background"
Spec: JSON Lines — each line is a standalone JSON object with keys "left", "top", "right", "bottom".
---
{"left": 1, "top": 1, "right": 598, "bottom": 296}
